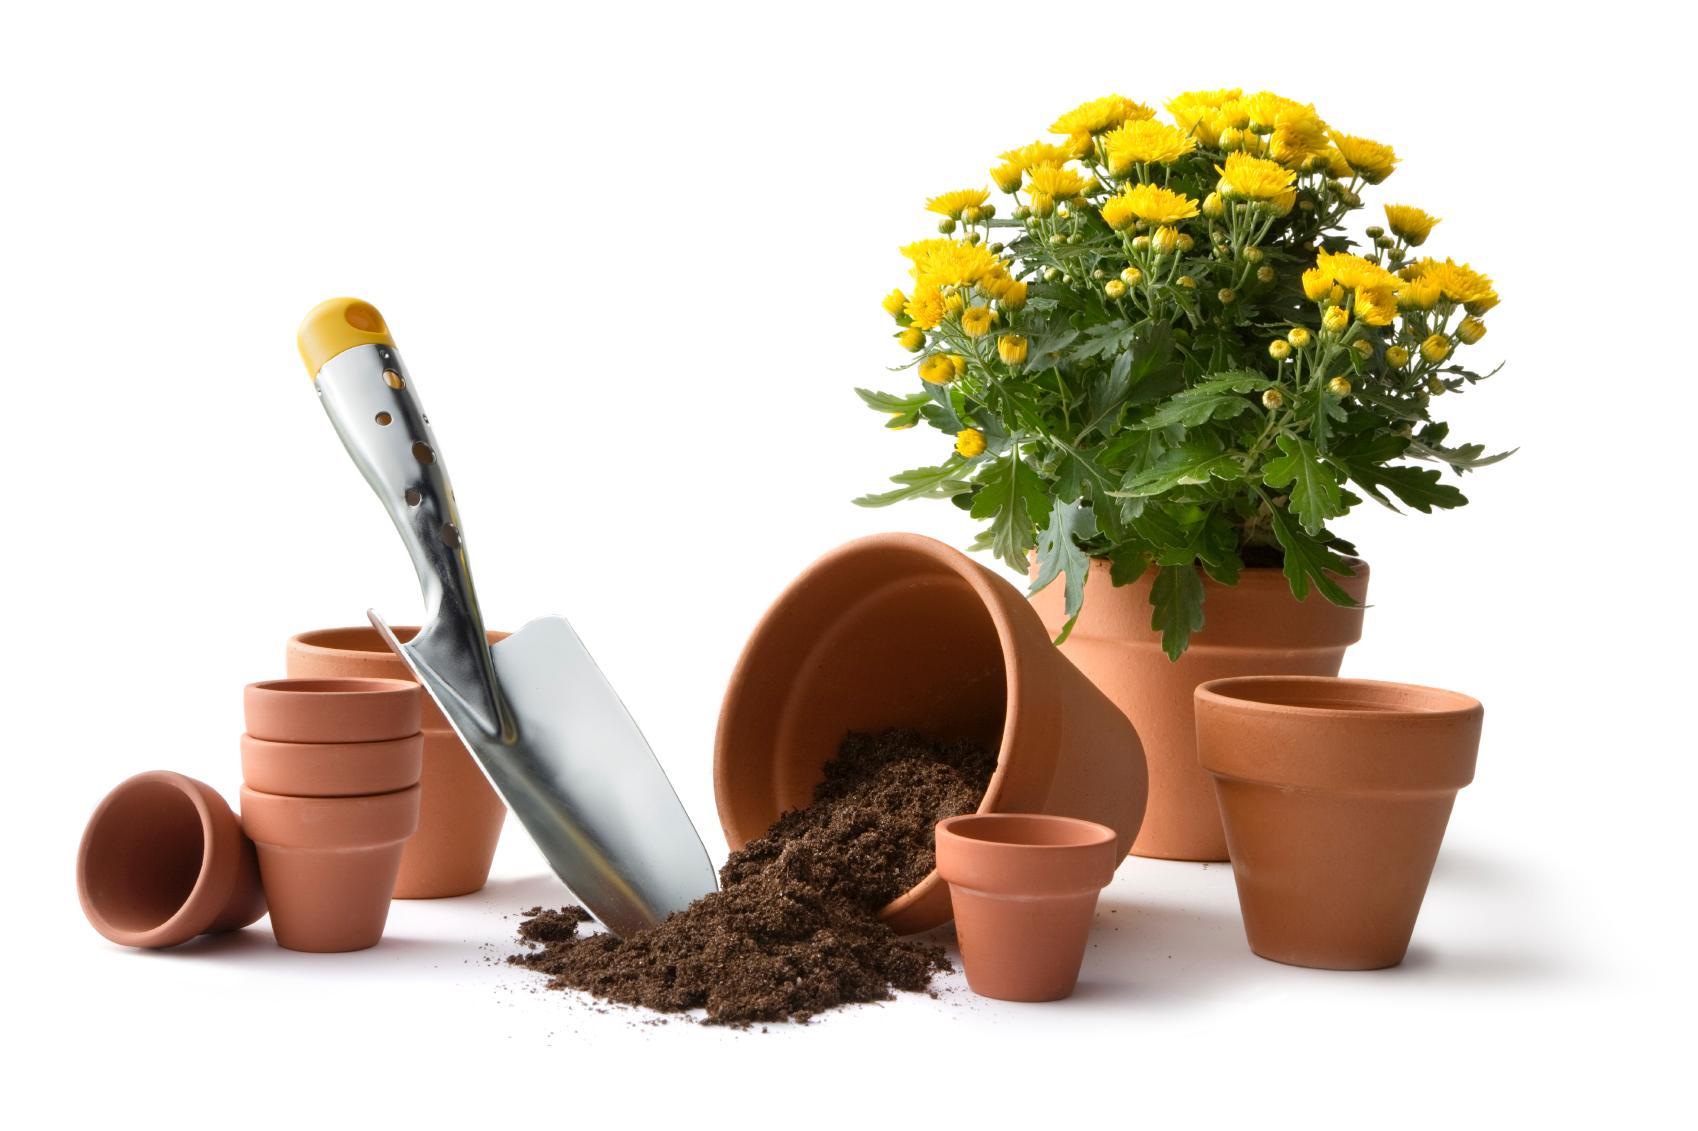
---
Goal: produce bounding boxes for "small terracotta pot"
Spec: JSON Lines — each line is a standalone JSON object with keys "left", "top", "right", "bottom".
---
{"left": 241, "top": 733, "right": 423, "bottom": 798}
{"left": 243, "top": 677, "right": 420, "bottom": 744}
{"left": 77, "top": 771, "right": 266, "bottom": 949}
{"left": 1195, "top": 676, "right": 1482, "bottom": 970}
{"left": 715, "top": 533, "right": 1146, "bottom": 934}
{"left": 1032, "top": 560, "right": 1369, "bottom": 861}
{"left": 240, "top": 784, "right": 421, "bottom": 952}
{"left": 287, "top": 626, "right": 508, "bottom": 898}
{"left": 935, "top": 814, "right": 1118, "bottom": 1002}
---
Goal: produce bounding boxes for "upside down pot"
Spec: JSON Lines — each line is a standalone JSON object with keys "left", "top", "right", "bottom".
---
{"left": 714, "top": 533, "right": 1148, "bottom": 934}
{"left": 1031, "top": 560, "right": 1369, "bottom": 861}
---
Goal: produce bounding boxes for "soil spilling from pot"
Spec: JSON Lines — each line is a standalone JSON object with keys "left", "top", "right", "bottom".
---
{"left": 510, "top": 728, "right": 996, "bottom": 1026}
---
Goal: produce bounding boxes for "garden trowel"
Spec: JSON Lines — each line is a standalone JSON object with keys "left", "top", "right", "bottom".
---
{"left": 296, "top": 298, "right": 717, "bottom": 937}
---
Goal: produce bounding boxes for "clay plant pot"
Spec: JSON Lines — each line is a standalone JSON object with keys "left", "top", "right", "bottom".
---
{"left": 243, "top": 677, "right": 420, "bottom": 744}
{"left": 241, "top": 733, "right": 424, "bottom": 798}
{"left": 240, "top": 784, "right": 421, "bottom": 952}
{"left": 77, "top": 771, "right": 266, "bottom": 949}
{"left": 287, "top": 626, "right": 508, "bottom": 898}
{"left": 1195, "top": 676, "right": 1482, "bottom": 970}
{"left": 936, "top": 814, "right": 1118, "bottom": 1002}
{"left": 1031, "top": 560, "right": 1369, "bottom": 862}
{"left": 715, "top": 533, "right": 1146, "bottom": 934}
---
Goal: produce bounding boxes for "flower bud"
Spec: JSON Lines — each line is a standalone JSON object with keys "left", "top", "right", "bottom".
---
{"left": 1056, "top": 202, "right": 1071, "bottom": 220}
{"left": 1243, "top": 246, "right": 1264, "bottom": 263}
{"left": 1030, "top": 192, "right": 1055, "bottom": 218}
{"left": 1131, "top": 234, "right": 1151, "bottom": 251}
{"left": 1049, "top": 233, "right": 1067, "bottom": 246}
{"left": 951, "top": 354, "right": 969, "bottom": 378}
{"left": 1327, "top": 376, "right": 1352, "bottom": 396}
{"left": 997, "top": 334, "right": 1030, "bottom": 366}
{"left": 966, "top": 231, "right": 983, "bottom": 245}
{"left": 1257, "top": 265, "right": 1276, "bottom": 283}
{"left": 1220, "top": 126, "right": 1245, "bottom": 150}
{"left": 1262, "top": 388, "right": 1285, "bottom": 409}
{"left": 1322, "top": 306, "right": 1350, "bottom": 333}
{"left": 937, "top": 217, "right": 956, "bottom": 234}
{"left": 1287, "top": 327, "right": 1313, "bottom": 349}
{"left": 1042, "top": 266, "right": 1060, "bottom": 282}
{"left": 1365, "top": 225, "right": 1385, "bottom": 239}
{"left": 1001, "top": 280, "right": 1029, "bottom": 309}
{"left": 1426, "top": 375, "right": 1446, "bottom": 395}
{"left": 1105, "top": 279, "right": 1127, "bottom": 298}
{"left": 989, "top": 242, "right": 1005, "bottom": 254}
{"left": 1120, "top": 266, "right": 1143, "bottom": 286}
{"left": 882, "top": 289, "right": 908, "bottom": 317}
{"left": 1457, "top": 317, "right": 1487, "bottom": 344}
{"left": 955, "top": 428, "right": 987, "bottom": 458}
{"left": 1067, "top": 232, "right": 1083, "bottom": 245}
{"left": 944, "top": 292, "right": 965, "bottom": 314}
{"left": 1217, "top": 287, "right": 1237, "bottom": 304}
{"left": 1177, "top": 275, "right": 1197, "bottom": 289}
{"left": 1301, "top": 268, "right": 1333, "bottom": 302}
{"left": 1013, "top": 205, "right": 1032, "bottom": 221}
{"left": 1177, "top": 233, "right": 1196, "bottom": 252}
{"left": 1421, "top": 333, "right": 1452, "bottom": 363}
{"left": 1385, "top": 345, "right": 1410, "bottom": 368}
{"left": 1151, "top": 226, "right": 1182, "bottom": 255}
{"left": 1374, "top": 235, "right": 1394, "bottom": 250}
{"left": 1268, "top": 339, "right": 1292, "bottom": 361}
{"left": 982, "top": 203, "right": 997, "bottom": 219}
{"left": 962, "top": 206, "right": 983, "bottom": 225}
{"left": 897, "top": 327, "right": 925, "bottom": 352}
{"left": 920, "top": 354, "right": 956, "bottom": 384}
{"left": 1203, "top": 191, "right": 1225, "bottom": 219}
{"left": 1352, "top": 338, "right": 1373, "bottom": 358}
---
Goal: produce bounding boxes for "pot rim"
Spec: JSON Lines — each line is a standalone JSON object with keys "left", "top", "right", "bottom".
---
{"left": 937, "top": 813, "right": 1116, "bottom": 851}
{"left": 1195, "top": 675, "right": 1480, "bottom": 720}
{"left": 77, "top": 771, "right": 224, "bottom": 947}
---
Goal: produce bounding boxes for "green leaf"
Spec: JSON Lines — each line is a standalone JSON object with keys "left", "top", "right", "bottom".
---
{"left": 1149, "top": 564, "right": 1205, "bottom": 661}
{"left": 1030, "top": 499, "right": 1097, "bottom": 641}
{"left": 1114, "top": 435, "right": 1244, "bottom": 498}
{"left": 919, "top": 382, "right": 965, "bottom": 433}
{"left": 970, "top": 454, "right": 1052, "bottom": 571}
{"left": 855, "top": 387, "right": 931, "bottom": 414}
{"left": 1264, "top": 499, "right": 1358, "bottom": 606}
{"left": 1135, "top": 390, "right": 1257, "bottom": 430}
{"left": 1347, "top": 463, "right": 1467, "bottom": 513}
{"left": 853, "top": 458, "right": 972, "bottom": 507}
{"left": 1261, "top": 434, "right": 1345, "bottom": 534}
{"left": 1406, "top": 437, "right": 1517, "bottom": 473}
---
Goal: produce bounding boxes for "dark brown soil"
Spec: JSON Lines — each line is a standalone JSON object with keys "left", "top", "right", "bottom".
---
{"left": 510, "top": 729, "right": 996, "bottom": 1026}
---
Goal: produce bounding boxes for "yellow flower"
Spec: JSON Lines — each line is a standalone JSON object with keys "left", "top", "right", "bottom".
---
{"left": 1323, "top": 305, "right": 1350, "bottom": 333}
{"left": 1385, "top": 345, "right": 1410, "bottom": 368}
{"left": 882, "top": 289, "right": 908, "bottom": 317}
{"left": 1050, "top": 94, "right": 1154, "bottom": 137}
{"left": 997, "top": 334, "right": 1029, "bottom": 366}
{"left": 1236, "top": 93, "right": 1329, "bottom": 168}
{"left": 1409, "top": 257, "right": 1497, "bottom": 307}
{"left": 898, "top": 327, "right": 925, "bottom": 352}
{"left": 1421, "top": 333, "right": 1452, "bottom": 363}
{"left": 902, "top": 239, "right": 1003, "bottom": 296}
{"left": 1150, "top": 226, "right": 1182, "bottom": 255}
{"left": 1457, "top": 317, "right": 1487, "bottom": 344}
{"left": 1287, "top": 327, "right": 1313, "bottom": 349}
{"left": 951, "top": 354, "right": 969, "bottom": 379}
{"left": 904, "top": 287, "right": 947, "bottom": 329}
{"left": 1330, "top": 131, "right": 1398, "bottom": 183}
{"left": 1104, "top": 279, "right": 1127, "bottom": 298}
{"left": 944, "top": 291, "right": 965, "bottom": 314}
{"left": 1026, "top": 165, "right": 1094, "bottom": 200}
{"left": 1166, "top": 88, "right": 1243, "bottom": 146}
{"left": 1328, "top": 376, "right": 1353, "bottom": 396}
{"left": 1354, "top": 284, "right": 1399, "bottom": 327}
{"left": 999, "top": 139, "right": 1078, "bottom": 173}
{"left": 1262, "top": 388, "right": 1285, "bottom": 409}
{"left": 990, "top": 161, "right": 1025, "bottom": 194}
{"left": 1269, "top": 339, "right": 1291, "bottom": 361}
{"left": 919, "top": 354, "right": 956, "bottom": 384}
{"left": 1465, "top": 291, "right": 1499, "bottom": 316}
{"left": 1301, "top": 268, "right": 1334, "bottom": 302}
{"left": 1384, "top": 204, "right": 1440, "bottom": 247}
{"left": 962, "top": 306, "right": 994, "bottom": 337}
{"left": 1397, "top": 275, "right": 1442, "bottom": 311}
{"left": 1102, "top": 120, "right": 1197, "bottom": 174}
{"left": 1120, "top": 266, "right": 1143, "bottom": 285}
{"left": 1120, "top": 183, "right": 1201, "bottom": 226}
{"left": 1215, "top": 151, "right": 1296, "bottom": 201}
{"left": 955, "top": 428, "right": 987, "bottom": 458}
{"left": 1314, "top": 251, "right": 1400, "bottom": 292}
{"left": 926, "top": 187, "right": 991, "bottom": 219}
{"left": 1000, "top": 279, "right": 1029, "bottom": 310}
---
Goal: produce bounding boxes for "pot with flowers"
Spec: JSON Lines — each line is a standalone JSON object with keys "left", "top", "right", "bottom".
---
{"left": 856, "top": 89, "right": 1508, "bottom": 861}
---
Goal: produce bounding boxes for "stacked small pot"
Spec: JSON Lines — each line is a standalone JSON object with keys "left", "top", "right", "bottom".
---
{"left": 240, "top": 678, "right": 423, "bottom": 952}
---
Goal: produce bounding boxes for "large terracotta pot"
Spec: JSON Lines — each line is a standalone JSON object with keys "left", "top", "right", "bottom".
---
{"left": 714, "top": 533, "right": 1147, "bottom": 934}
{"left": 1195, "top": 676, "right": 1482, "bottom": 969}
{"left": 287, "top": 627, "right": 507, "bottom": 898}
{"left": 1031, "top": 560, "right": 1368, "bottom": 861}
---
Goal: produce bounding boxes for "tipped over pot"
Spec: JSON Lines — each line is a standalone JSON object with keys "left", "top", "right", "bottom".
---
{"left": 714, "top": 533, "right": 1147, "bottom": 934}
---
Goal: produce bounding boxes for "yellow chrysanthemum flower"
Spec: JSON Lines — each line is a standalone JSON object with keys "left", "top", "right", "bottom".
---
{"left": 898, "top": 327, "right": 925, "bottom": 352}
{"left": 904, "top": 287, "right": 948, "bottom": 330}
{"left": 882, "top": 289, "right": 908, "bottom": 317}
{"left": 999, "top": 140, "right": 1078, "bottom": 173}
{"left": 961, "top": 306, "right": 994, "bottom": 337}
{"left": 955, "top": 428, "right": 987, "bottom": 458}
{"left": 1215, "top": 151, "right": 1296, "bottom": 201}
{"left": 1383, "top": 204, "right": 1440, "bottom": 247}
{"left": 1049, "top": 94, "right": 1154, "bottom": 137}
{"left": 1313, "top": 251, "right": 1400, "bottom": 293}
{"left": 997, "top": 334, "right": 1029, "bottom": 366}
{"left": 1166, "top": 88, "right": 1242, "bottom": 145}
{"left": 919, "top": 354, "right": 956, "bottom": 385}
{"left": 990, "top": 161, "right": 1025, "bottom": 194}
{"left": 1457, "top": 317, "right": 1487, "bottom": 344}
{"left": 1026, "top": 165, "right": 1094, "bottom": 200}
{"left": 1421, "top": 333, "right": 1452, "bottom": 363}
{"left": 1385, "top": 345, "right": 1411, "bottom": 368}
{"left": 1301, "top": 268, "right": 1335, "bottom": 302}
{"left": 1099, "top": 194, "right": 1137, "bottom": 232}
{"left": 925, "top": 188, "right": 991, "bottom": 220}
{"left": 1150, "top": 226, "right": 1183, "bottom": 255}
{"left": 1408, "top": 257, "right": 1497, "bottom": 307}
{"left": 1323, "top": 305, "right": 1350, "bottom": 333}
{"left": 1397, "top": 275, "right": 1442, "bottom": 311}
{"left": 902, "top": 239, "right": 1002, "bottom": 292}
{"left": 1101, "top": 120, "right": 1198, "bottom": 174}
{"left": 1353, "top": 284, "right": 1399, "bottom": 327}
{"left": 1000, "top": 279, "right": 1029, "bottom": 310}
{"left": 1119, "top": 183, "right": 1201, "bottom": 226}
{"left": 1330, "top": 131, "right": 1398, "bottom": 184}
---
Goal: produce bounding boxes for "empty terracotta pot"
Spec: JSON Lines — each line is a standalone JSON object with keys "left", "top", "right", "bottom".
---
{"left": 244, "top": 677, "right": 420, "bottom": 744}
{"left": 240, "top": 784, "right": 421, "bottom": 952}
{"left": 1032, "top": 560, "right": 1368, "bottom": 861}
{"left": 241, "top": 733, "right": 424, "bottom": 798}
{"left": 77, "top": 771, "right": 266, "bottom": 949}
{"left": 1195, "top": 676, "right": 1482, "bottom": 970}
{"left": 287, "top": 626, "right": 508, "bottom": 898}
{"left": 715, "top": 533, "right": 1146, "bottom": 934}
{"left": 935, "top": 814, "right": 1118, "bottom": 1001}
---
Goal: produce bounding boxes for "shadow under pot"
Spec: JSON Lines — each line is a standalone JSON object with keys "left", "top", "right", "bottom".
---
{"left": 1195, "top": 676, "right": 1482, "bottom": 971}
{"left": 77, "top": 771, "right": 267, "bottom": 949}
{"left": 714, "top": 532, "right": 1147, "bottom": 934}
{"left": 287, "top": 626, "right": 508, "bottom": 898}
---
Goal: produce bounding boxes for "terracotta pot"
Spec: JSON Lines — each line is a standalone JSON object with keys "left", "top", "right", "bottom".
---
{"left": 1195, "top": 676, "right": 1482, "bottom": 970}
{"left": 287, "top": 626, "right": 508, "bottom": 898}
{"left": 240, "top": 784, "right": 421, "bottom": 952}
{"left": 714, "top": 533, "right": 1146, "bottom": 934}
{"left": 936, "top": 814, "right": 1117, "bottom": 1001}
{"left": 243, "top": 677, "right": 420, "bottom": 744}
{"left": 1031, "top": 560, "right": 1368, "bottom": 861}
{"left": 77, "top": 771, "right": 266, "bottom": 949}
{"left": 241, "top": 733, "right": 423, "bottom": 798}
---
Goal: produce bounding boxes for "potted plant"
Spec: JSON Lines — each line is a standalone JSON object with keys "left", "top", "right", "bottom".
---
{"left": 856, "top": 89, "right": 1508, "bottom": 860}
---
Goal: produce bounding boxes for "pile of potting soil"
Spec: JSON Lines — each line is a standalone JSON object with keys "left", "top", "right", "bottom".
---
{"left": 510, "top": 729, "right": 997, "bottom": 1026}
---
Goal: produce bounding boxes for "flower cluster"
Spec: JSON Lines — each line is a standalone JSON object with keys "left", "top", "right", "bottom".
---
{"left": 857, "top": 89, "right": 1509, "bottom": 657}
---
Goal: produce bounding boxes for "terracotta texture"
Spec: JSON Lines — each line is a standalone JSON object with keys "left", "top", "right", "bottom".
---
{"left": 714, "top": 533, "right": 1146, "bottom": 934}
{"left": 240, "top": 785, "right": 421, "bottom": 952}
{"left": 287, "top": 626, "right": 508, "bottom": 898}
{"left": 240, "top": 733, "right": 423, "bottom": 798}
{"left": 1031, "top": 560, "right": 1368, "bottom": 861}
{"left": 1195, "top": 676, "right": 1482, "bottom": 970}
{"left": 936, "top": 814, "right": 1117, "bottom": 1001}
{"left": 77, "top": 771, "right": 266, "bottom": 949}
{"left": 243, "top": 677, "right": 420, "bottom": 744}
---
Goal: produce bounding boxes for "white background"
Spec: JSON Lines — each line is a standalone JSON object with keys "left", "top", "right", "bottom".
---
{"left": 4, "top": 2, "right": 1689, "bottom": 1125}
